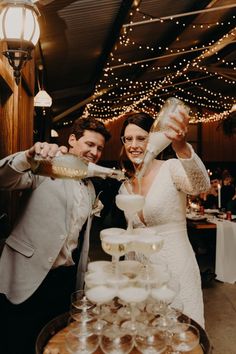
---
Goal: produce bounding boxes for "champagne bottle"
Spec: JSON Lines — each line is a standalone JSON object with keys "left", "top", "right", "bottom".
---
{"left": 136, "top": 97, "right": 190, "bottom": 179}
{"left": 29, "top": 153, "right": 125, "bottom": 181}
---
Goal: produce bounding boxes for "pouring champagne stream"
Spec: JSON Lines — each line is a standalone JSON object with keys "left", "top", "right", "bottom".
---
{"left": 115, "top": 194, "right": 145, "bottom": 233}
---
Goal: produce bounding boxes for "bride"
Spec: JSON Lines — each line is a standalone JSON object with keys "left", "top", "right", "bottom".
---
{"left": 117, "top": 109, "right": 210, "bottom": 328}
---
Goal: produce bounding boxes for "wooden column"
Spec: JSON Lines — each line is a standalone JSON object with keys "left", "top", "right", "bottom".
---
{"left": 0, "top": 43, "right": 35, "bottom": 236}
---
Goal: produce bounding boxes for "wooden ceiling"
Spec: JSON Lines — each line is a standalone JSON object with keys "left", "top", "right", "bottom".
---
{"left": 35, "top": 0, "right": 236, "bottom": 129}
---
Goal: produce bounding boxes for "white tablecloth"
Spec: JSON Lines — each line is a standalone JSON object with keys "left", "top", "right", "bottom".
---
{"left": 215, "top": 220, "right": 236, "bottom": 284}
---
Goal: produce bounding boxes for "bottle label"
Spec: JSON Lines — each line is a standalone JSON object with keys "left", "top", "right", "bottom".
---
{"left": 200, "top": 206, "right": 205, "bottom": 215}
{"left": 226, "top": 211, "right": 232, "bottom": 221}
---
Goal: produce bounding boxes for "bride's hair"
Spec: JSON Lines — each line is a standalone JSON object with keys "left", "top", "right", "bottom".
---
{"left": 118, "top": 111, "right": 154, "bottom": 177}
{"left": 119, "top": 111, "right": 154, "bottom": 139}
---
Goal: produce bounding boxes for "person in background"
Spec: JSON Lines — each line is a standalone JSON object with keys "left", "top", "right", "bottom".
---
{"left": 200, "top": 171, "right": 235, "bottom": 210}
{"left": 227, "top": 186, "right": 236, "bottom": 215}
{"left": 222, "top": 170, "right": 236, "bottom": 215}
{"left": 117, "top": 110, "right": 210, "bottom": 328}
{"left": 200, "top": 173, "right": 221, "bottom": 209}
{"left": 0, "top": 117, "right": 110, "bottom": 354}
{"left": 221, "top": 173, "right": 235, "bottom": 210}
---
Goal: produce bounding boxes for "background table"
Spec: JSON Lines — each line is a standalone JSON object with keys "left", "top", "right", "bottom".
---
{"left": 187, "top": 218, "right": 216, "bottom": 276}
{"left": 187, "top": 217, "right": 236, "bottom": 284}
{"left": 215, "top": 220, "right": 236, "bottom": 284}
{"left": 187, "top": 219, "right": 216, "bottom": 230}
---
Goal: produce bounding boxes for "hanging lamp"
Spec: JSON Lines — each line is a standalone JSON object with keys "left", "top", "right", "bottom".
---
{"left": 34, "top": 64, "right": 52, "bottom": 108}
{"left": 34, "top": 89, "right": 52, "bottom": 107}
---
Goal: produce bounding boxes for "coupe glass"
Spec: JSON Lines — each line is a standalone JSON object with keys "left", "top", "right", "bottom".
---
{"left": 148, "top": 260, "right": 170, "bottom": 287}
{"left": 85, "top": 284, "right": 117, "bottom": 333}
{"left": 102, "top": 298, "right": 123, "bottom": 327}
{"left": 85, "top": 271, "right": 110, "bottom": 289}
{"left": 165, "top": 301, "right": 191, "bottom": 326}
{"left": 87, "top": 260, "right": 112, "bottom": 275}
{"left": 134, "top": 232, "right": 164, "bottom": 258}
{"left": 100, "top": 324, "right": 134, "bottom": 354}
{"left": 100, "top": 227, "right": 126, "bottom": 240}
{"left": 100, "top": 228, "right": 127, "bottom": 275}
{"left": 65, "top": 327, "right": 99, "bottom": 354}
{"left": 118, "top": 279, "right": 149, "bottom": 333}
{"left": 169, "top": 323, "right": 200, "bottom": 353}
{"left": 119, "top": 260, "right": 143, "bottom": 280}
{"left": 69, "top": 290, "right": 95, "bottom": 324}
{"left": 134, "top": 230, "right": 164, "bottom": 283}
{"left": 150, "top": 276, "right": 180, "bottom": 324}
{"left": 115, "top": 194, "right": 145, "bottom": 232}
{"left": 135, "top": 325, "right": 167, "bottom": 354}
{"left": 101, "top": 233, "right": 131, "bottom": 280}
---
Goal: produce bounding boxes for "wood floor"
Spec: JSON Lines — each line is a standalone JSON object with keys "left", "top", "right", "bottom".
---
{"left": 203, "top": 281, "right": 236, "bottom": 354}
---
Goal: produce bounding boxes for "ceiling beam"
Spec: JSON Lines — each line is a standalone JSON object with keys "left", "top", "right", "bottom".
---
{"left": 92, "top": 0, "right": 141, "bottom": 83}
{"left": 52, "top": 0, "right": 141, "bottom": 123}
{"left": 123, "top": 3, "right": 236, "bottom": 28}
{"left": 52, "top": 88, "right": 110, "bottom": 123}
{"left": 105, "top": 44, "right": 215, "bottom": 70}
{"left": 111, "top": 0, "right": 212, "bottom": 86}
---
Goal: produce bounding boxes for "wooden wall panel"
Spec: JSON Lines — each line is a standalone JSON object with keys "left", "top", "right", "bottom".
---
{"left": 202, "top": 121, "right": 236, "bottom": 162}
{"left": 18, "top": 87, "right": 34, "bottom": 151}
{"left": 0, "top": 83, "right": 14, "bottom": 158}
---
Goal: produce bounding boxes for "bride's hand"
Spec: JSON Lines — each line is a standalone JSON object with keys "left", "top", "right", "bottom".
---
{"left": 165, "top": 108, "right": 191, "bottom": 158}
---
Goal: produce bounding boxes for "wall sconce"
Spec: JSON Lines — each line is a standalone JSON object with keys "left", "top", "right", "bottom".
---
{"left": 0, "top": 0, "right": 40, "bottom": 85}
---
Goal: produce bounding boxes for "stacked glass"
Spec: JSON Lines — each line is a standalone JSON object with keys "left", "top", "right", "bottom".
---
{"left": 66, "top": 193, "right": 200, "bottom": 353}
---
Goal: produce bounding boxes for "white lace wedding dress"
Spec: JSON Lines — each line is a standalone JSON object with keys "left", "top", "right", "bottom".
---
{"left": 119, "top": 148, "right": 210, "bottom": 328}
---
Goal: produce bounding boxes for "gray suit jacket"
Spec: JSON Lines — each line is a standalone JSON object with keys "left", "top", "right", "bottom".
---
{"left": 0, "top": 152, "right": 95, "bottom": 304}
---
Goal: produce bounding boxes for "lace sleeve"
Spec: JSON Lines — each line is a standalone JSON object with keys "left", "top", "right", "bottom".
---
{"left": 170, "top": 144, "right": 210, "bottom": 195}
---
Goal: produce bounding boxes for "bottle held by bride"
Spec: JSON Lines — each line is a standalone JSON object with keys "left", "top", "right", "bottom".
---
{"left": 136, "top": 97, "right": 190, "bottom": 179}
{"left": 29, "top": 153, "right": 125, "bottom": 181}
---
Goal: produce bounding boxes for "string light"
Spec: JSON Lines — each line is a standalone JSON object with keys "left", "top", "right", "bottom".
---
{"left": 81, "top": 7, "right": 235, "bottom": 124}
{"left": 123, "top": 6, "right": 236, "bottom": 28}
